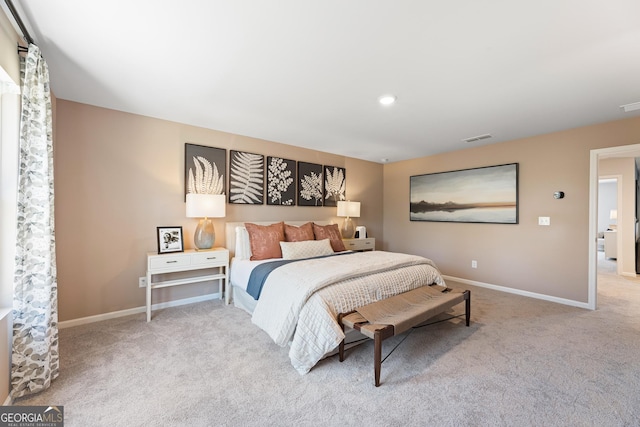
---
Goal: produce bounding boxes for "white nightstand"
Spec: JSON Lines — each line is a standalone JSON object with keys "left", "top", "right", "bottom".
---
{"left": 342, "top": 237, "right": 375, "bottom": 252}
{"left": 146, "top": 247, "right": 229, "bottom": 322}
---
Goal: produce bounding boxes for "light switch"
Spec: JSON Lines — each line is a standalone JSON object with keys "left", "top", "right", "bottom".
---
{"left": 538, "top": 216, "right": 550, "bottom": 226}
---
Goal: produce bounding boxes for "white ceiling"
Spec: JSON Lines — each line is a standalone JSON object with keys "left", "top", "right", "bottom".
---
{"left": 6, "top": 1, "right": 640, "bottom": 163}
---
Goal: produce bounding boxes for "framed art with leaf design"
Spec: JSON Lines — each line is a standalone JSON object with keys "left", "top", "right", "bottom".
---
{"left": 410, "top": 163, "right": 519, "bottom": 224}
{"left": 297, "top": 161, "right": 323, "bottom": 206}
{"left": 267, "top": 156, "right": 296, "bottom": 206}
{"left": 323, "top": 165, "right": 345, "bottom": 207}
{"left": 184, "top": 143, "right": 226, "bottom": 200}
{"left": 229, "top": 150, "right": 264, "bottom": 204}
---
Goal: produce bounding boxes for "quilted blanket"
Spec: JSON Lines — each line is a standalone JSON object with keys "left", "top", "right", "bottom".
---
{"left": 251, "top": 251, "right": 445, "bottom": 374}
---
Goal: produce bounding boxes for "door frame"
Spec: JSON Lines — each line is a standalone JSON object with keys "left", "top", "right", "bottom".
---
{"left": 589, "top": 143, "right": 640, "bottom": 309}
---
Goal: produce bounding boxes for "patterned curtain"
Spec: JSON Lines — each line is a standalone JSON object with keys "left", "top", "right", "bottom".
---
{"left": 11, "top": 44, "right": 59, "bottom": 398}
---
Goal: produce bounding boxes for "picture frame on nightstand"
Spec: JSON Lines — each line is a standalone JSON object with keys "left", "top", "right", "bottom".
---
{"left": 157, "top": 226, "right": 184, "bottom": 254}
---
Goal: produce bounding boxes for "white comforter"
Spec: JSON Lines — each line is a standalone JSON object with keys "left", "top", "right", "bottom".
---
{"left": 251, "top": 251, "right": 445, "bottom": 374}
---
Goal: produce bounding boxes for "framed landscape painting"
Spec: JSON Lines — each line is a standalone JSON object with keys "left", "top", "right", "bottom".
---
{"left": 410, "top": 163, "right": 518, "bottom": 224}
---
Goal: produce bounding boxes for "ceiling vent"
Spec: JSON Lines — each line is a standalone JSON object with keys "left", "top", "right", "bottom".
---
{"left": 462, "top": 134, "right": 492, "bottom": 143}
{"left": 620, "top": 102, "right": 640, "bottom": 113}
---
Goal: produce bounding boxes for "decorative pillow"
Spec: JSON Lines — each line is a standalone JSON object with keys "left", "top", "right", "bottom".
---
{"left": 284, "top": 222, "right": 314, "bottom": 242}
{"left": 312, "top": 223, "right": 346, "bottom": 252}
{"left": 244, "top": 222, "right": 285, "bottom": 260}
{"left": 234, "top": 226, "right": 252, "bottom": 260}
{"left": 280, "top": 239, "right": 334, "bottom": 260}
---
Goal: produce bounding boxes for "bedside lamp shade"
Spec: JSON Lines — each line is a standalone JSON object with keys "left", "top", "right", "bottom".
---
{"left": 337, "top": 200, "right": 360, "bottom": 238}
{"left": 609, "top": 209, "right": 618, "bottom": 230}
{"left": 186, "top": 194, "right": 226, "bottom": 250}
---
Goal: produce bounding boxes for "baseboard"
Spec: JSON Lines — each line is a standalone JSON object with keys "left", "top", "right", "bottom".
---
{"left": 59, "top": 292, "right": 221, "bottom": 329}
{"left": 442, "top": 275, "right": 591, "bottom": 310}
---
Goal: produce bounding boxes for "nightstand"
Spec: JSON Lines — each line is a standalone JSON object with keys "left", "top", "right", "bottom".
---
{"left": 342, "top": 237, "right": 375, "bottom": 252}
{"left": 146, "top": 247, "right": 229, "bottom": 321}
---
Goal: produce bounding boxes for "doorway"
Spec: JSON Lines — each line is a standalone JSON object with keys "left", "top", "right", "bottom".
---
{"left": 589, "top": 144, "right": 640, "bottom": 309}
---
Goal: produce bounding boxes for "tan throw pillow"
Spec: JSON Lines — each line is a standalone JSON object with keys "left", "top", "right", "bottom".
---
{"left": 284, "top": 222, "right": 314, "bottom": 242}
{"left": 244, "top": 222, "right": 285, "bottom": 260}
{"left": 280, "top": 239, "right": 334, "bottom": 260}
{"left": 312, "top": 223, "right": 346, "bottom": 252}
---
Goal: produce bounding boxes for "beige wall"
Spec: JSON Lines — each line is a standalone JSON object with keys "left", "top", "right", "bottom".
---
{"left": 55, "top": 100, "right": 640, "bottom": 319}
{"left": 54, "top": 100, "right": 383, "bottom": 321}
{"left": 383, "top": 117, "right": 640, "bottom": 303}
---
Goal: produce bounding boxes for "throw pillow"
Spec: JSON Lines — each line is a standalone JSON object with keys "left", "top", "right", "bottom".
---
{"left": 312, "top": 223, "right": 346, "bottom": 252}
{"left": 244, "top": 222, "right": 285, "bottom": 260}
{"left": 280, "top": 239, "right": 334, "bottom": 260}
{"left": 284, "top": 222, "right": 314, "bottom": 242}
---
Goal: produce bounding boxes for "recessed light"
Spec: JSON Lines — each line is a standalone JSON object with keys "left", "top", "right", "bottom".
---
{"left": 378, "top": 95, "right": 397, "bottom": 106}
{"left": 620, "top": 102, "right": 640, "bottom": 113}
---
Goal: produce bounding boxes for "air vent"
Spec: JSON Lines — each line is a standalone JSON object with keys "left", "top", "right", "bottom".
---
{"left": 462, "top": 134, "right": 492, "bottom": 143}
{"left": 620, "top": 102, "right": 640, "bottom": 113}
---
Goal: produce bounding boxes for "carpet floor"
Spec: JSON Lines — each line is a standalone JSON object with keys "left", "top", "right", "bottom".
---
{"left": 14, "top": 254, "right": 640, "bottom": 426}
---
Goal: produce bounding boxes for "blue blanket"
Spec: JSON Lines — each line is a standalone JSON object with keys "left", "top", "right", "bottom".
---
{"left": 246, "top": 252, "right": 355, "bottom": 300}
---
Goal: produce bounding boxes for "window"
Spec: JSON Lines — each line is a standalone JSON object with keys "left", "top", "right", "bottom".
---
{"left": 0, "top": 64, "right": 20, "bottom": 309}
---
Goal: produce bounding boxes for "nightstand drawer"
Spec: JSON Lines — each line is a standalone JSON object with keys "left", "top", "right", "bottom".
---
{"left": 149, "top": 255, "right": 190, "bottom": 269}
{"left": 191, "top": 251, "right": 227, "bottom": 266}
{"left": 342, "top": 237, "right": 375, "bottom": 251}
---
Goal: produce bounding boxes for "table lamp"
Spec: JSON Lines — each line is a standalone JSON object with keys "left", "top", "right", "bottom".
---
{"left": 186, "top": 193, "right": 226, "bottom": 250}
{"left": 337, "top": 200, "right": 360, "bottom": 238}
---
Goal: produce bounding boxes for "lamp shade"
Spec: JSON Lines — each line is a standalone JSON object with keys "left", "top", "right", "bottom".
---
{"left": 610, "top": 209, "right": 618, "bottom": 220}
{"left": 337, "top": 201, "right": 360, "bottom": 218}
{"left": 186, "top": 193, "right": 226, "bottom": 218}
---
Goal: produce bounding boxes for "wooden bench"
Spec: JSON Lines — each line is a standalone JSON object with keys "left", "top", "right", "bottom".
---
{"left": 338, "top": 285, "right": 470, "bottom": 386}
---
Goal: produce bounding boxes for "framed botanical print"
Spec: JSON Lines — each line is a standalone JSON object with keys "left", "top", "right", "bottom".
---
{"left": 323, "top": 165, "right": 346, "bottom": 207}
{"left": 185, "top": 143, "right": 226, "bottom": 199}
{"left": 267, "top": 156, "right": 296, "bottom": 206}
{"left": 297, "top": 162, "right": 323, "bottom": 206}
{"left": 229, "top": 150, "right": 264, "bottom": 204}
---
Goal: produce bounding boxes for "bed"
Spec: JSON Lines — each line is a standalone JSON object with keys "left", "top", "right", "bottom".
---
{"left": 225, "top": 220, "right": 447, "bottom": 375}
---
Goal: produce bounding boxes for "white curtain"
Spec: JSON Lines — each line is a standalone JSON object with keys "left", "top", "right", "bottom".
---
{"left": 11, "top": 44, "right": 59, "bottom": 398}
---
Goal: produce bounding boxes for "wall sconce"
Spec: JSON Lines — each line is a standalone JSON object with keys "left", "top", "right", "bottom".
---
{"left": 337, "top": 200, "right": 360, "bottom": 238}
{"left": 186, "top": 193, "right": 226, "bottom": 250}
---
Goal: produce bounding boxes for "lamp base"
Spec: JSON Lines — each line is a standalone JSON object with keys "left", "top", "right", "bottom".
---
{"left": 340, "top": 217, "right": 355, "bottom": 239}
{"left": 194, "top": 218, "right": 215, "bottom": 250}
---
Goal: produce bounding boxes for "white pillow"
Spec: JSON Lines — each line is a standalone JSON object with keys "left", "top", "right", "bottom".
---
{"left": 235, "top": 226, "right": 252, "bottom": 260}
{"left": 280, "top": 239, "right": 334, "bottom": 260}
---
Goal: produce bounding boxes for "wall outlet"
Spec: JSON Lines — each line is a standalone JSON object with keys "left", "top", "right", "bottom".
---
{"left": 538, "top": 216, "right": 551, "bottom": 226}
{"left": 471, "top": 260, "right": 477, "bottom": 269}
{"left": 139, "top": 277, "right": 147, "bottom": 288}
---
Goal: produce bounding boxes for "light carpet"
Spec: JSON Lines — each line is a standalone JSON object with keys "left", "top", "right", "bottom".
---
{"left": 13, "top": 266, "right": 640, "bottom": 426}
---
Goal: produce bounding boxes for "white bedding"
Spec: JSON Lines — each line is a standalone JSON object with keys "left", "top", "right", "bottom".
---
{"left": 245, "top": 251, "right": 445, "bottom": 374}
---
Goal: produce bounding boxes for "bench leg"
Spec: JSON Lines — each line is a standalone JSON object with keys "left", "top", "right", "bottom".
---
{"left": 374, "top": 330, "right": 382, "bottom": 387}
{"left": 338, "top": 313, "right": 346, "bottom": 362}
{"left": 465, "top": 290, "right": 471, "bottom": 327}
